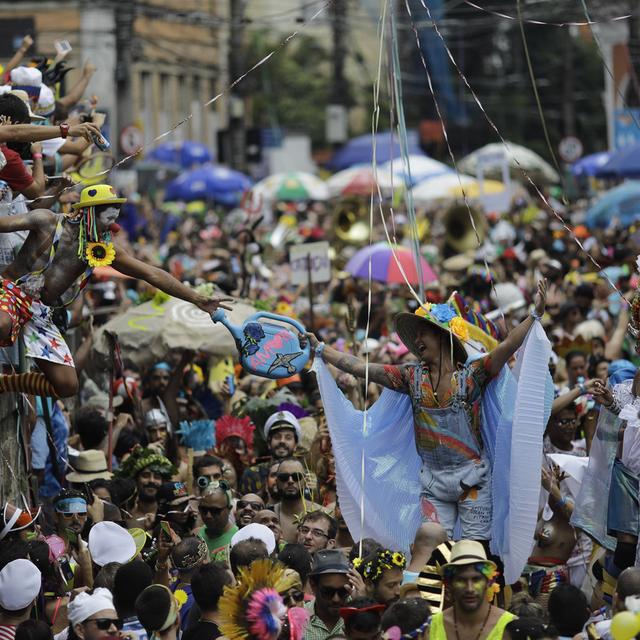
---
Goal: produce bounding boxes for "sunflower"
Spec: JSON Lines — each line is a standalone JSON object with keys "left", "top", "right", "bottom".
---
{"left": 86, "top": 242, "right": 116, "bottom": 267}
{"left": 174, "top": 589, "right": 189, "bottom": 609}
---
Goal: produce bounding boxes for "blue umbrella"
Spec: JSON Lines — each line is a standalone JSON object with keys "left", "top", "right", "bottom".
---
{"left": 596, "top": 143, "right": 640, "bottom": 178}
{"left": 585, "top": 181, "right": 640, "bottom": 228}
{"left": 164, "top": 163, "right": 252, "bottom": 204}
{"left": 326, "top": 130, "right": 427, "bottom": 171}
{"left": 147, "top": 142, "right": 180, "bottom": 166}
{"left": 147, "top": 141, "right": 213, "bottom": 169}
{"left": 571, "top": 152, "right": 611, "bottom": 178}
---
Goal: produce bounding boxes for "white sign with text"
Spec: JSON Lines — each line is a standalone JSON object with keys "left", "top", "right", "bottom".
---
{"left": 289, "top": 241, "right": 331, "bottom": 285}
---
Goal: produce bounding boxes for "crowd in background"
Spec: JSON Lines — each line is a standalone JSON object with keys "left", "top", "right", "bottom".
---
{"left": 2, "top": 28, "right": 640, "bottom": 640}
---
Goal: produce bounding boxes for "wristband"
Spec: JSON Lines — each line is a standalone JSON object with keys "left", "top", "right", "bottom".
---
{"left": 315, "top": 342, "right": 325, "bottom": 359}
{"left": 530, "top": 308, "right": 543, "bottom": 321}
{"left": 32, "top": 153, "right": 42, "bottom": 160}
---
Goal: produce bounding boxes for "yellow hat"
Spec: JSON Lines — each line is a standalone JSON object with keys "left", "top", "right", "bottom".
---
{"left": 72, "top": 184, "right": 127, "bottom": 210}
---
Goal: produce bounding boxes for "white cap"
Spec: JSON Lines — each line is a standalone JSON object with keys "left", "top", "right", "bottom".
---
{"left": 10, "top": 67, "right": 42, "bottom": 87}
{"left": 231, "top": 522, "right": 276, "bottom": 555}
{"left": 68, "top": 588, "right": 115, "bottom": 626}
{"left": 0, "top": 559, "right": 41, "bottom": 610}
{"left": 35, "top": 84, "right": 55, "bottom": 117}
{"left": 88, "top": 521, "right": 137, "bottom": 567}
{"left": 263, "top": 410, "right": 301, "bottom": 441}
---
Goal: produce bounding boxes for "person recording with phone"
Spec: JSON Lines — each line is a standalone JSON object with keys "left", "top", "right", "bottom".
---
{"left": 45, "top": 490, "right": 94, "bottom": 589}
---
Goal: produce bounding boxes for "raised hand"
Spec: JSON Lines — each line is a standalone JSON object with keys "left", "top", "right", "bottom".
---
{"left": 534, "top": 279, "right": 547, "bottom": 317}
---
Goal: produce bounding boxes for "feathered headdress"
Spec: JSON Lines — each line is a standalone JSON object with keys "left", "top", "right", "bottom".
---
{"left": 215, "top": 415, "right": 255, "bottom": 453}
{"left": 219, "top": 559, "right": 292, "bottom": 640}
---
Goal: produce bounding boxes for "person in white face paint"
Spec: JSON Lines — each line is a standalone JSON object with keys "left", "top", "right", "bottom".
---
{"left": 0, "top": 184, "right": 233, "bottom": 399}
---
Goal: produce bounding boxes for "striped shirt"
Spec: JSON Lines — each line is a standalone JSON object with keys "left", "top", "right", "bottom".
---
{"left": 0, "top": 624, "right": 16, "bottom": 640}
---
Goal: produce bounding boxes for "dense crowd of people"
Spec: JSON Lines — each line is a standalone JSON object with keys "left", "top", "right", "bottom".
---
{"left": 2, "top": 29, "right": 640, "bottom": 640}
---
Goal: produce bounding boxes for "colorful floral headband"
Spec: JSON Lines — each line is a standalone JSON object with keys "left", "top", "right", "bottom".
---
{"left": 416, "top": 303, "right": 469, "bottom": 342}
{"left": 353, "top": 550, "right": 406, "bottom": 583}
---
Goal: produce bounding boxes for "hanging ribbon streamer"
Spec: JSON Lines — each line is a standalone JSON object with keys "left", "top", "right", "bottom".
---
{"left": 463, "top": 0, "right": 631, "bottom": 27}
{"left": 579, "top": 0, "right": 640, "bottom": 136}
{"left": 25, "top": 0, "right": 334, "bottom": 204}
{"left": 402, "top": 0, "right": 503, "bottom": 325}
{"left": 516, "top": 0, "right": 562, "bottom": 176}
{"left": 410, "top": 0, "right": 627, "bottom": 304}
{"left": 389, "top": 3, "right": 425, "bottom": 302}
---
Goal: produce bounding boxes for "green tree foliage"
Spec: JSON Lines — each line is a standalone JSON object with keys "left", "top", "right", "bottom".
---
{"left": 244, "top": 32, "right": 332, "bottom": 147}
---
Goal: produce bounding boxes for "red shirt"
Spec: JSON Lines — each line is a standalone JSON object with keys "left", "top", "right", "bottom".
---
{"left": 0, "top": 145, "right": 33, "bottom": 193}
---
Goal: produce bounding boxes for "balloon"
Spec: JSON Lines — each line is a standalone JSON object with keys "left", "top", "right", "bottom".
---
{"left": 611, "top": 611, "right": 640, "bottom": 640}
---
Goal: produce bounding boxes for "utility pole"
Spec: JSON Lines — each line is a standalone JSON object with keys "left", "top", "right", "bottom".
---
{"left": 228, "top": 0, "right": 247, "bottom": 171}
{"left": 326, "top": 0, "right": 349, "bottom": 146}
{"left": 115, "top": 0, "right": 135, "bottom": 158}
{"left": 562, "top": 31, "right": 575, "bottom": 137}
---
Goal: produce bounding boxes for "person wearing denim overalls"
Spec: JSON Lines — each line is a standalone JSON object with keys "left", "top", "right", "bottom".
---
{"left": 308, "top": 280, "right": 548, "bottom": 543}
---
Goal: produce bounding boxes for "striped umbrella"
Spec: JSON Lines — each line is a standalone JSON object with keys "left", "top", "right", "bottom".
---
{"left": 345, "top": 242, "right": 437, "bottom": 286}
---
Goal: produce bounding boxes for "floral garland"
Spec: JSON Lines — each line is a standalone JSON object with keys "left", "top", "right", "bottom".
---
{"left": 415, "top": 303, "right": 469, "bottom": 342}
{"left": 353, "top": 550, "right": 406, "bottom": 582}
{"left": 115, "top": 445, "right": 178, "bottom": 479}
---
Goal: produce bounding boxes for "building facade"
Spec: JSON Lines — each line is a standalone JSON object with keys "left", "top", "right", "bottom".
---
{"left": 0, "top": 0, "right": 227, "bottom": 157}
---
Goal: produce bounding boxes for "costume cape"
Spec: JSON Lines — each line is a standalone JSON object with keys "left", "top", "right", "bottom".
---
{"left": 314, "top": 322, "right": 553, "bottom": 584}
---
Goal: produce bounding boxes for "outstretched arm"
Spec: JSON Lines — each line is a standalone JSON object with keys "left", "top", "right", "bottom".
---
{"left": 112, "top": 245, "right": 233, "bottom": 314}
{"left": 0, "top": 208, "right": 53, "bottom": 234}
{"left": 487, "top": 279, "right": 547, "bottom": 376}
{"left": 307, "top": 332, "right": 409, "bottom": 392}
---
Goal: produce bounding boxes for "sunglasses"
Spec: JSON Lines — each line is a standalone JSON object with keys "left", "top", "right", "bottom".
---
{"left": 287, "top": 590, "right": 305, "bottom": 603}
{"left": 237, "top": 500, "right": 263, "bottom": 511}
{"left": 61, "top": 511, "right": 87, "bottom": 519}
{"left": 87, "top": 618, "right": 123, "bottom": 631}
{"left": 199, "top": 505, "right": 228, "bottom": 516}
{"left": 556, "top": 418, "right": 577, "bottom": 426}
{"left": 319, "top": 585, "right": 350, "bottom": 600}
{"left": 277, "top": 472, "right": 305, "bottom": 483}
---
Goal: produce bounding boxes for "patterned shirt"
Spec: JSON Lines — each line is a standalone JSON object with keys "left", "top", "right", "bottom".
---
{"left": 239, "top": 460, "right": 272, "bottom": 495}
{"left": 302, "top": 601, "right": 345, "bottom": 640}
{"left": 197, "top": 524, "right": 238, "bottom": 564}
{"left": 0, "top": 625, "right": 15, "bottom": 640}
{"left": 384, "top": 356, "right": 493, "bottom": 449}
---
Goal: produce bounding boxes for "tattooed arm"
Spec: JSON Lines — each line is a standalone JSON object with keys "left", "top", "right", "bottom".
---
{"left": 306, "top": 333, "right": 409, "bottom": 393}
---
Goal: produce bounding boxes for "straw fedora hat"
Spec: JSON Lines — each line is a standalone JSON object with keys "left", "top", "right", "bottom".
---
{"left": 439, "top": 540, "right": 496, "bottom": 574}
{"left": 66, "top": 450, "right": 113, "bottom": 483}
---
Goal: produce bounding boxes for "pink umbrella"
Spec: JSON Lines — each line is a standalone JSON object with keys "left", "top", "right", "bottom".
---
{"left": 345, "top": 242, "right": 437, "bottom": 285}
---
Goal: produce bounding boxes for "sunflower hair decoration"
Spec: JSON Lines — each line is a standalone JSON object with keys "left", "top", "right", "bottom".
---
{"left": 354, "top": 549, "right": 406, "bottom": 583}
{"left": 86, "top": 241, "right": 116, "bottom": 267}
{"left": 219, "top": 559, "right": 293, "bottom": 640}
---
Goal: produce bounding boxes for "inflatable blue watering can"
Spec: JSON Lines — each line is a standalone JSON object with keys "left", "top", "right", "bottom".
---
{"left": 211, "top": 310, "right": 310, "bottom": 379}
